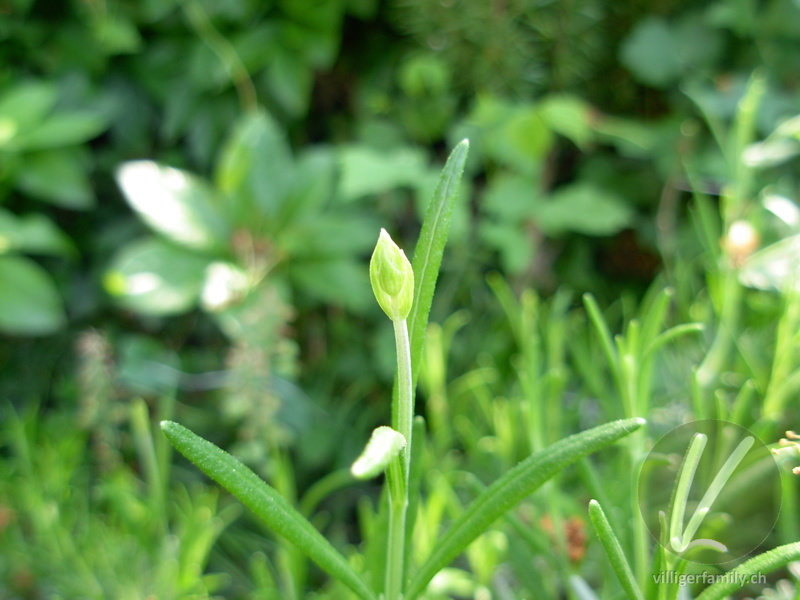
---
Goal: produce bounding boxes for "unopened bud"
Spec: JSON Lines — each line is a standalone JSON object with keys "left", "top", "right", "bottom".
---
{"left": 724, "top": 220, "right": 759, "bottom": 266}
{"left": 370, "top": 229, "right": 414, "bottom": 321}
{"left": 351, "top": 426, "right": 406, "bottom": 479}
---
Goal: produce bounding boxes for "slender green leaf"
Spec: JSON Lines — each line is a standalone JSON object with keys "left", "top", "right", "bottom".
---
{"left": 408, "top": 140, "right": 469, "bottom": 387}
{"left": 161, "top": 420, "right": 376, "bottom": 600}
{"left": 695, "top": 542, "right": 800, "bottom": 600}
{"left": 669, "top": 433, "right": 707, "bottom": 551}
{"left": 404, "top": 416, "right": 426, "bottom": 578}
{"left": 583, "top": 293, "right": 620, "bottom": 375}
{"left": 588, "top": 500, "right": 644, "bottom": 600}
{"left": 406, "top": 417, "right": 645, "bottom": 600}
{"left": 679, "top": 436, "right": 754, "bottom": 550}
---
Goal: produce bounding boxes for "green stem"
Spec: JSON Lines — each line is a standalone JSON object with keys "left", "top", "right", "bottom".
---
{"left": 394, "top": 318, "right": 413, "bottom": 478}
{"left": 386, "top": 458, "right": 408, "bottom": 600}
{"left": 178, "top": 0, "right": 258, "bottom": 113}
{"left": 386, "top": 318, "right": 413, "bottom": 600}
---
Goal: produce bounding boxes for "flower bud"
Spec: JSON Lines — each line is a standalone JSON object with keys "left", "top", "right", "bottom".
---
{"left": 370, "top": 229, "right": 414, "bottom": 321}
{"left": 351, "top": 426, "right": 406, "bottom": 480}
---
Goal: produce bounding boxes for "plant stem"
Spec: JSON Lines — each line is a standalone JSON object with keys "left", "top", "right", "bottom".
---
{"left": 394, "top": 318, "right": 413, "bottom": 478}
{"left": 386, "top": 318, "right": 413, "bottom": 600}
{"left": 386, "top": 458, "right": 408, "bottom": 600}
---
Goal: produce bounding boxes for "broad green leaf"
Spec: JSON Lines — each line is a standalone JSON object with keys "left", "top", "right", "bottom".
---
{"left": 501, "top": 106, "right": 554, "bottom": 166}
{"left": 117, "top": 161, "right": 230, "bottom": 251}
{"left": 619, "top": 17, "right": 682, "bottom": 88}
{"left": 215, "top": 111, "right": 295, "bottom": 222}
{"left": 13, "top": 112, "right": 107, "bottom": 151}
{"left": 588, "top": 500, "right": 644, "bottom": 600}
{"left": 539, "top": 95, "right": 594, "bottom": 149}
{"left": 104, "top": 238, "right": 211, "bottom": 316}
{"left": 280, "top": 213, "right": 378, "bottom": 258}
{"left": 406, "top": 417, "right": 645, "bottom": 600}
{"left": 161, "top": 420, "right": 376, "bottom": 600}
{"left": 17, "top": 148, "right": 95, "bottom": 209}
{"left": 0, "top": 82, "right": 58, "bottom": 147}
{"left": 0, "top": 208, "right": 73, "bottom": 255}
{"left": 482, "top": 173, "right": 540, "bottom": 222}
{"left": 338, "top": 145, "right": 429, "bottom": 201}
{"left": 695, "top": 542, "right": 800, "bottom": 600}
{"left": 479, "top": 221, "right": 534, "bottom": 275}
{"left": 0, "top": 255, "right": 65, "bottom": 335}
{"left": 91, "top": 14, "right": 142, "bottom": 54}
{"left": 536, "top": 183, "right": 633, "bottom": 236}
{"left": 280, "top": 147, "right": 336, "bottom": 222}
{"left": 265, "top": 47, "right": 314, "bottom": 118}
{"left": 408, "top": 140, "right": 469, "bottom": 390}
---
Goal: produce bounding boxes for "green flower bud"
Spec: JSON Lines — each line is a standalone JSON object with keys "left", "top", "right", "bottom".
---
{"left": 370, "top": 228, "right": 414, "bottom": 321}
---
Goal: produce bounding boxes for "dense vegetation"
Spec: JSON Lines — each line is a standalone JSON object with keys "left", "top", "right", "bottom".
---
{"left": 1, "top": 0, "right": 800, "bottom": 598}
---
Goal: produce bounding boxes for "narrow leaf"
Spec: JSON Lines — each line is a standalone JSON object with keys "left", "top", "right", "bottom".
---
{"left": 406, "top": 417, "right": 645, "bottom": 600}
{"left": 588, "top": 500, "right": 644, "bottom": 600}
{"left": 161, "top": 421, "right": 376, "bottom": 600}
{"left": 408, "top": 140, "right": 469, "bottom": 389}
{"left": 695, "top": 542, "right": 800, "bottom": 600}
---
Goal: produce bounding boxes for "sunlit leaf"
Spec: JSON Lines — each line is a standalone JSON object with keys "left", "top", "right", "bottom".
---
{"left": 739, "top": 234, "right": 800, "bottom": 291}
{"left": 104, "top": 238, "right": 211, "bottom": 316}
{"left": 117, "top": 160, "right": 230, "bottom": 251}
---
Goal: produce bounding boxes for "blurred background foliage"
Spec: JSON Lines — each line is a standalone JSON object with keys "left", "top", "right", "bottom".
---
{"left": 1, "top": 0, "right": 800, "bottom": 597}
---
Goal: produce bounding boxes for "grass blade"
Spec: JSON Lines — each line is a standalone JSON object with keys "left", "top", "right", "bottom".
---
{"left": 588, "top": 500, "right": 644, "bottom": 600}
{"left": 695, "top": 542, "right": 800, "bottom": 600}
{"left": 669, "top": 432, "right": 706, "bottom": 552}
{"left": 161, "top": 420, "right": 376, "bottom": 600}
{"left": 408, "top": 139, "right": 469, "bottom": 388}
{"left": 406, "top": 417, "right": 645, "bottom": 600}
